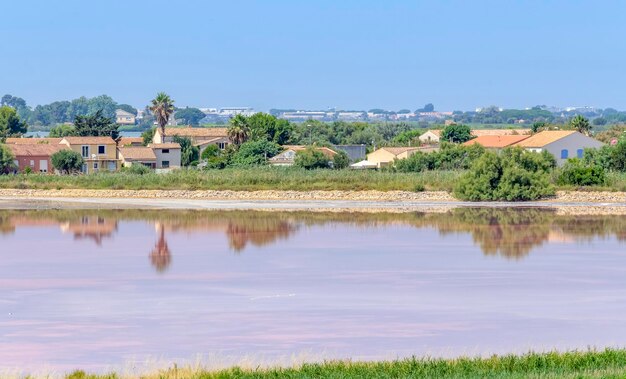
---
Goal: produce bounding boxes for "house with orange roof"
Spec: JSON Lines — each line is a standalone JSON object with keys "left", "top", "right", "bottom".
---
{"left": 118, "top": 147, "right": 157, "bottom": 168}
{"left": 59, "top": 136, "right": 119, "bottom": 174}
{"left": 418, "top": 129, "right": 531, "bottom": 144}
{"left": 463, "top": 135, "right": 530, "bottom": 149}
{"left": 513, "top": 130, "right": 603, "bottom": 165}
{"left": 5, "top": 137, "right": 64, "bottom": 145}
{"left": 366, "top": 146, "right": 438, "bottom": 168}
{"left": 268, "top": 145, "right": 337, "bottom": 166}
{"left": 5, "top": 143, "right": 70, "bottom": 173}
{"left": 152, "top": 127, "right": 230, "bottom": 154}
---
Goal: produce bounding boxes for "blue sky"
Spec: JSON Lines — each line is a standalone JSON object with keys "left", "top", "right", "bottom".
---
{"left": 1, "top": 0, "right": 625, "bottom": 111}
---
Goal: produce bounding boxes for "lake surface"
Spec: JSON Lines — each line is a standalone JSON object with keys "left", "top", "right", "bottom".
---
{"left": 1, "top": 208, "right": 626, "bottom": 374}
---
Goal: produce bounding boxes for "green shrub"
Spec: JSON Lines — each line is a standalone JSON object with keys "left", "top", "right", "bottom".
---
{"left": 454, "top": 148, "right": 554, "bottom": 201}
{"left": 294, "top": 148, "right": 331, "bottom": 170}
{"left": 0, "top": 144, "right": 16, "bottom": 174}
{"left": 394, "top": 143, "right": 486, "bottom": 172}
{"left": 201, "top": 144, "right": 220, "bottom": 161}
{"left": 173, "top": 136, "right": 199, "bottom": 167}
{"left": 440, "top": 123, "right": 472, "bottom": 143}
{"left": 231, "top": 140, "right": 281, "bottom": 166}
{"left": 557, "top": 159, "right": 606, "bottom": 186}
{"left": 123, "top": 164, "right": 151, "bottom": 175}
{"left": 51, "top": 149, "right": 84, "bottom": 174}
{"left": 332, "top": 150, "right": 350, "bottom": 169}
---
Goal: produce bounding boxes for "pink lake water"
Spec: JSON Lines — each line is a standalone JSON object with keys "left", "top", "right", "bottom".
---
{"left": 1, "top": 208, "right": 626, "bottom": 374}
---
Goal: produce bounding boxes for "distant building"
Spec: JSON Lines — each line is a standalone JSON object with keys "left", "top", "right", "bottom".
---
{"left": 219, "top": 107, "right": 255, "bottom": 117}
{"left": 59, "top": 136, "right": 119, "bottom": 174}
{"left": 153, "top": 127, "right": 230, "bottom": 153}
{"left": 115, "top": 109, "right": 136, "bottom": 125}
{"left": 118, "top": 147, "right": 157, "bottom": 168}
{"left": 418, "top": 130, "right": 442, "bottom": 144}
{"left": 269, "top": 146, "right": 337, "bottom": 166}
{"left": 463, "top": 135, "right": 531, "bottom": 149}
{"left": 281, "top": 111, "right": 328, "bottom": 121}
{"left": 366, "top": 147, "right": 423, "bottom": 168}
{"left": 117, "top": 137, "right": 144, "bottom": 147}
{"left": 149, "top": 143, "right": 182, "bottom": 169}
{"left": 513, "top": 131, "right": 604, "bottom": 166}
{"left": 6, "top": 143, "right": 69, "bottom": 173}
{"left": 332, "top": 145, "right": 366, "bottom": 162}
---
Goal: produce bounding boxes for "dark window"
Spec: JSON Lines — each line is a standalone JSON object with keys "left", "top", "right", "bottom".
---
{"left": 162, "top": 161, "right": 170, "bottom": 168}
{"left": 162, "top": 149, "right": 170, "bottom": 154}
{"left": 82, "top": 146, "right": 89, "bottom": 158}
{"left": 98, "top": 145, "right": 106, "bottom": 154}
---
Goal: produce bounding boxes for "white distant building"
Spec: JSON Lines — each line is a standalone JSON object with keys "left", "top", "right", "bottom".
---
{"left": 281, "top": 111, "right": 328, "bottom": 121}
{"left": 219, "top": 107, "right": 255, "bottom": 117}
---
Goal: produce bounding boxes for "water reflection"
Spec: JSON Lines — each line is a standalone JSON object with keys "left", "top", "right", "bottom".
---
{"left": 0, "top": 208, "right": 625, "bottom": 270}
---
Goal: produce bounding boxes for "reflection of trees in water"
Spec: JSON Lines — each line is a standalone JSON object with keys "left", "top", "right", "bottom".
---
{"left": 150, "top": 224, "right": 171, "bottom": 273}
{"left": 0, "top": 208, "right": 625, "bottom": 261}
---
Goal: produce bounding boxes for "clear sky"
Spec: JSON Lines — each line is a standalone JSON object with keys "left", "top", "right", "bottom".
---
{"left": 1, "top": 0, "right": 625, "bottom": 111}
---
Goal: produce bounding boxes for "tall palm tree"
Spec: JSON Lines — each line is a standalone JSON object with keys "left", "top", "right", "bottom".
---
{"left": 150, "top": 92, "right": 175, "bottom": 139}
{"left": 570, "top": 115, "right": 592, "bottom": 136}
{"left": 228, "top": 114, "right": 250, "bottom": 146}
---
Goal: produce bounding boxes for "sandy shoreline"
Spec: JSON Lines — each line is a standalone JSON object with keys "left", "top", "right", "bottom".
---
{"left": 0, "top": 189, "right": 626, "bottom": 214}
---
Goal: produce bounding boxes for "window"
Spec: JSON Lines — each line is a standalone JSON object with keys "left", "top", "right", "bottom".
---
{"left": 81, "top": 164, "right": 87, "bottom": 174}
{"left": 162, "top": 161, "right": 170, "bottom": 168}
{"left": 29, "top": 160, "right": 35, "bottom": 167}
{"left": 108, "top": 161, "right": 117, "bottom": 171}
{"left": 560, "top": 149, "right": 569, "bottom": 159}
{"left": 93, "top": 162, "right": 99, "bottom": 171}
{"left": 98, "top": 145, "right": 106, "bottom": 155}
{"left": 82, "top": 146, "right": 89, "bottom": 158}
{"left": 162, "top": 149, "right": 170, "bottom": 154}
{"left": 218, "top": 142, "right": 226, "bottom": 150}
{"left": 577, "top": 149, "right": 584, "bottom": 158}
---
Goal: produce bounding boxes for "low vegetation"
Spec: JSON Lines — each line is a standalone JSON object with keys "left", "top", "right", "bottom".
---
{"left": 61, "top": 349, "right": 626, "bottom": 379}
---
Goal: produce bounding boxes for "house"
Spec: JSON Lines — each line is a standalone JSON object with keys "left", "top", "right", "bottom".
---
{"left": 5, "top": 137, "right": 63, "bottom": 145}
{"left": 118, "top": 147, "right": 157, "bottom": 168}
{"left": 268, "top": 145, "right": 337, "bottom": 166}
{"left": 117, "top": 137, "right": 144, "bottom": 147}
{"left": 59, "top": 137, "right": 119, "bottom": 174}
{"left": 366, "top": 147, "right": 424, "bottom": 168}
{"left": 418, "top": 129, "right": 531, "bottom": 144}
{"left": 152, "top": 127, "right": 230, "bottom": 153}
{"left": 513, "top": 131, "right": 604, "bottom": 165}
{"left": 6, "top": 144, "right": 69, "bottom": 173}
{"left": 149, "top": 143, "right": 182, "bottom": 169}
{"left": 463, "top": 135, "right": 531, "bottom": 149}
{"left": 115, "top": 109, "right": 136, "bottom": 125}
{"left": 418, "top": 130, "right": 441, "bottom": 144}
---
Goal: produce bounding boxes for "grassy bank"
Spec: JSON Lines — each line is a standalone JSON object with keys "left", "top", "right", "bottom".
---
{"left": 0, "top": 167, "right": 461, "bottom": 192}
{"left": 64, "top": 349, "right": 626, "bottom": 379}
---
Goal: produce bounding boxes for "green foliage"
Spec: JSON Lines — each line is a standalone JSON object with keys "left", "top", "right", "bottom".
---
{"left": 392, "top": 129, "right": 423, "bottom": 145}
{"left": 395, "top": 143, "right": 486, "bottom": 172}
{"left": 558, "top": 159, "right": 606, "bottom": 186}
{"left": 200, "top": 144, "right": 220, "bottom": 160}
{"left": 593, "top": 117, "right": 607, "bottom": 126}
{"left": 332, "top": 150, "right": 350, "bottom": 169}
{"left": 49, "top": 124, "right": 77, "bottom": 137}
{"left": 441, "top": 123, "right": 472, "bottom": 143}
{"left": 227, "top": 114, "right": 251, "bottom": 146}
{"left": 570, "top": 115, "right": 592, "bottom": 135}
{"left": 123, "top": 164, "right": 151, "bottom": 175}
{"left": 246, "top": 113, "right": 293, "bottom": 144}
{"left": 584, "top": 140, "right": 626, "bottom": 171}
{"left": 174, "top": 107, "right": 205, "bottom": 126}
{"left": 231, "top": 140, "right": 281, "bottom": 166}
{"left": 294, "top": 148, "right": 331, "bottom": 170}
{"left": 141, "top": 128, "right": 156, "bottom": 146}
{"left": 150, "top": 93, "right": 175, "bottom": 134}
{"left": 51, "top": 150, "right": 84, "bottom": 174}
{"left": 74, "top": 110, "right": 119, "bottom": 140}
{"left": 0, "top": 144, "right": 16, "bottom": 174}
{"left": 454, "top": 148, "right": 554, "bottom": 201}
{"left": 172, "top": 136, "right": 199, "bottom": 167}
{"left": 532, "top": 121, "right": 547, "bottom": 133}
{"left": 0, "top": 105, "right": 28, "bottom": 139}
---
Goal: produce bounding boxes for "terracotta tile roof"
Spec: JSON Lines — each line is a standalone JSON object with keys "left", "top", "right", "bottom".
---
{"left": 281, "top": 145, "right": 337, "bottom": 157}
{"left": 471, "top": 129, "right": 531, "bottom": 136}
{"left": 464, "top": 135, "right": 531, "bottom": 148}
{"left": 118, "top": 137, "right": 144, "bottom": 146}
{"left": 6, "top": 144, "right": 69, "bottom": 157}
{"left": 164, "top": 127, "right": 228, "bottom": 138}
{"left": 514, "top": 131, "right": 578, "bottom": 148}
{"left": 61, "top": 136, "right": 117, "bottom": 145}
{"left": 5, "top": 138, "right": 63, "bottom": 145}
{"left": 380, "top": 147, "right": 419, "bottom": 155}
{"left": 193, "top": 137, "right": 225, "bottom": 146}
{"left": 118, "top": 147, "right": 156, "bottom": 161}
{"left": 149, "top": 143, "right": 181, "bottom": 149}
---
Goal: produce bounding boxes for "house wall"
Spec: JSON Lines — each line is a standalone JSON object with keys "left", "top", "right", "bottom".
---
{"left": 116, "top": 115, "right": 136, "bottom": 125}
{"left": 332, "top": 145, "right": 366, "bottom": 162}
{"left": 418, "top": 131, "right": 439, "bottom": 143}
{"left": 367, "top": 150, "right": 397, "bottom": 168}
{"left": 544, "top": 134, "right": 604, "bottom": 166}
{"left": 13, "top": 155, "right": 53, "bottom": 173}
{"left": 61, "top": 142, "right": 119, "bottom": 174}
{"left": 153, "top": 148, "right": 181, "bottom": 169}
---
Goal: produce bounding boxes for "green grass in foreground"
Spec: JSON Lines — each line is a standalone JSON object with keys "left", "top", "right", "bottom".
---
{"left": 64, "top": 349, "right": 626, "bottom": 379}
{"left": 0, "top": 167, "right": 461, "bottom": 192}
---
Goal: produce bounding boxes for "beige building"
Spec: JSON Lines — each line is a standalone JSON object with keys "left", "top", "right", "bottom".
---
{"left": 513, "top": 130, "right": 604, "bottom": 166}
{"left": 118, "top": 147, "right": 157, "bottom": 168}
{"left": 153, "top": 127, "right": 230, "bottom": 154}
{"left": 60, "top": 136, "right": 119, "bottom": 174}
{"left": 149, "top": 143, "right": 182, "bottom": 169}
{"left": 115, "top": 109, "right": 136, "bottom": 125}
{"left": 366, "top": 147, "right": 421, "bottom": 168}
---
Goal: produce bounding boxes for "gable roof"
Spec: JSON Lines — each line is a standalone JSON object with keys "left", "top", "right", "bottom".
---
{"left": 163, "top": 127, "right": 228, "bottom": 138}
{"left": 514, "top": 131, "right": 579, "bottom": 148}
{"left": 6, "top": 144, "right": 68, "bottom": 157}
{"left": 118, "top": 147, "right": 156, "bottom": 161}
{"left": 118, "top": 137, "right": 144, "bottom": 146}
{"left": 379, "top": 147, "right": 419, "bottom": 156}
{"left": 423, "top": 130, "right": 442, "bottom": 137}
{"left": 5, "top": 138, "right": 63, "bottom": 145}
{"left": 61, "top": 136, "right": 117, "bottom": 145}
{"left": 464, "top": 135, "right": 531, "bottom": 148}
{"left": 281, "top": 145, "right": 338, "bottom": 157}
{"left": 115, "top": 109, "right": 135, "bottom": 117}
{"left": 149, "top": 143, "right": 181, "bottom": 149}
{"left": 471, "top": 129, "right": 531, "bottom": 136}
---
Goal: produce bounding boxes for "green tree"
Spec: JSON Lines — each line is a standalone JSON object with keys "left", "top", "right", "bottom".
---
{"left": 332, "top": 150, "right": 350, "bottom": 169}
{"left": 557, "top": 159, "right": 605, "bottom": 186}
{"left": 87, "top": 95, "right": 117, "bottom": 119}
{"left": 294, "top": 148, "right": 331, "bottom": 170}
{"left": 0, "top": 106, "right": 28, "bottom": 140}
{"left": 49, "top": 124, "right": 77, "bottom": 137}
{"left": 593, "top": 117, "right": 607, "bottom": 126}
{"left": 142, "top": 128, "right": 156, "bottom": 146}
{"left": 228, "top": 114, "right": 251, "bottom": 146}
{"left": 175, "top": 107, "right": 205, "bottom": 126}
{"left": 200, "top": 144, "right": 220, "bottom": 161}
{"left": 532, "top": 121, "right": 547, "bottom": 133}
{"left": 51, "top": 149, "right": 84, "bottom": 174}
{"left": 117, "top": 104, "right": 138, "bottom": 116}
{"left": 231, "top": 140, "right": 280, "bottom": 166}
{"left": 246, "top": 113, "right": 292, "bottom": 144}
{"left": 74, "top": 110, "right": 119, "bottom": 139}
{"left": 441, "top": 124, "right": 472, "bottom": 143}
{"left": 172, "top": 136, "right": 199, "bottom": 166}
{"left": 0, "top": 144, "right": 16, "bottom": 174}
{"left": 570, "top": 115, "right": 592, "bottom": 136}
{"left": 150, "top": 93, "right": 175, "bottom": 139}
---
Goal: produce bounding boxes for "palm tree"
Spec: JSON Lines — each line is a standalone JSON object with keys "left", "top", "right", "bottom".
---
{"left": 228, "top": 114, "right": 250, "bottom": 146}
{"left": 570, "top": 115, "right": 592, "bottom": 136}
{"left": 150, "top": 92, "right": 175, "bottom": 139}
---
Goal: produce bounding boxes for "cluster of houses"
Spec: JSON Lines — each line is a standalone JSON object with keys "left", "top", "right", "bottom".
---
{"left": 353, "top": 129, "right": 604, "bottom": 169}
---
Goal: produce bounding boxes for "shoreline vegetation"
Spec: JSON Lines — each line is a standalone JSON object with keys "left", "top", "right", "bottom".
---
{"left": 46, "top": 349, "right": 626, "bottom": 378}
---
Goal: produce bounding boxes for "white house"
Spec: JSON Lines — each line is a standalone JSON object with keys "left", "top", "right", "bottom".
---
{"left": 418, "top": 130, "right": 442, "bottom": 144}
{"left": 513, "top": 131, "right": 604, "bottom": 166}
